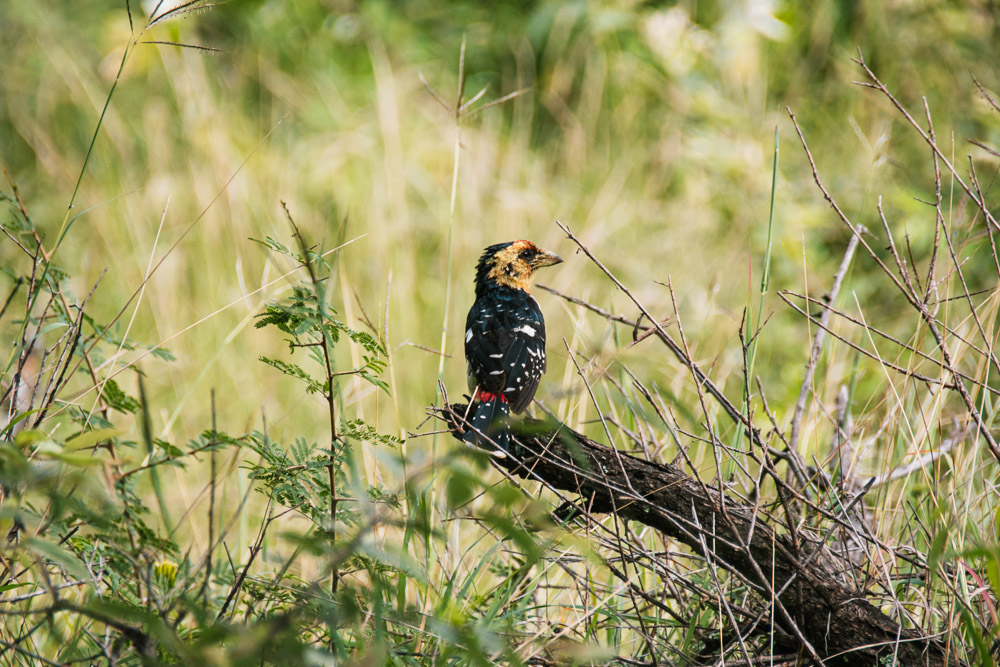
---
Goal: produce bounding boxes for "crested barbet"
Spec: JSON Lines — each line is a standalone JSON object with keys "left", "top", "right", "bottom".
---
{"left": 463, "top": 240, "right": 563, "bottom": 454}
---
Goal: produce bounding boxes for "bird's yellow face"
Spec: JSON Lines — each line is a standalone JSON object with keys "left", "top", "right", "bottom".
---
{"left": 486, "top": 240, "right": 563, "bottom": 292}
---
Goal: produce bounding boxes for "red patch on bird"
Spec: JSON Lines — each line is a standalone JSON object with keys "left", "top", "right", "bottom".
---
{"left": 476, "top": 389, "right": 509, "bottom": 404}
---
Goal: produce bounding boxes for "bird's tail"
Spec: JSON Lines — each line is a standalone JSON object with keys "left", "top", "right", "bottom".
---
{"left": 462, "top": 392, "right": 510, "bottom": 456}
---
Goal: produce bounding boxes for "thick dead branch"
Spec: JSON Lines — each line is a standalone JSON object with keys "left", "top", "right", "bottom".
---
{"left": 439, "top": 404, "right": 957, "bottom": 667}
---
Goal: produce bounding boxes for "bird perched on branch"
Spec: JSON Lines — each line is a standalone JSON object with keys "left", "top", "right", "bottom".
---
{"left": 464, "top": 240, "right": 563, "bottom": 455}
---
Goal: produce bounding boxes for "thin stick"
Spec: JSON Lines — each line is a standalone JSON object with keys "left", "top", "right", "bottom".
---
{"left": 554, "top": 222, "right": 763, "bottom": 448}
{"left": 434, "top": 37, "right": 466, "bottom": 387}
{"left": 853, "top": 51, "right": 999, "bottom": 232}
{"left": 692, "top": 503, "right": 754, "bottom": 665}
{"left": 217, "top": 494, "right": 275, "bottom": 620}
{"left": 782, "top": 289, "right": 999, "bottom": 391}
{"left": 787, "top": 227, "right": 862, "bottom": 453}
{"left": 787, "top": 106, "right": 1000, "bottom": 463}
{"left": 777, "top": 292, "right": 956, "bottom": 390}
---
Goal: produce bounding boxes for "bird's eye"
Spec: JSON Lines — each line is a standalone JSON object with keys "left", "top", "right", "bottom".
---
{"left": 519, "top": 250, "right": 532, "bottom": 259}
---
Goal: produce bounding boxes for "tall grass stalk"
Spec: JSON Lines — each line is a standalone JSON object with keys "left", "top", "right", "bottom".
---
{"left": 736, "top": 125, "right": 779, "bottom": 451}
{"left": 436, "top": 37, "right": 467, "bottom": 388}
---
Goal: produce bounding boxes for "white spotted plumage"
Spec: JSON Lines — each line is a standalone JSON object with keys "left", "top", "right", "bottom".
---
{"left": 462, "top": 241, "right": 562, "bottom": 451}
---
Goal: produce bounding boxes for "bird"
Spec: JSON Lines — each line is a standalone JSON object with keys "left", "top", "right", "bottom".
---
{"left": 463, "top": 239, "right": 563, "bottom": 455}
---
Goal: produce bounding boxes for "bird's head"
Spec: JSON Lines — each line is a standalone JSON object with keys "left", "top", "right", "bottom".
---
{"left": 475, "top": 240, "right": 563, "bottom": 294}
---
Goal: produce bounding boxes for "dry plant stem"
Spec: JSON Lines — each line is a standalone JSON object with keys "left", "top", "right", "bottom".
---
{"left": 973, "top": 75, "right": 1000, "bottom": 115}
{"left": 958, "top": 160, "right": 1000, "bottom": 359}
{"left": 692, "top": 504, "right": 755, "bottom": 665}
{"left": 787, "top": 108, "right": 1000, "bottom": 463}
{"left": 743, "top": 375, "right": 801, "bottom": 557}
{"left": 829, "top": 385, "right": 856, "bottom": 486}
{"left": 665, "top": 279, "right": 730, "bottom": 497}
{"left": 777, "top": 292, "right": 957, "bottom": 390}
{"left": 30, "top": 271, "right": 103, "bottom": 428}
{"left": 0, "top": 579, "right": 86, "bottom": 605}
{"left": 877, "top": 197, "right": 921, "bottom": 297}
{"left": 870, "top": 427, "right": 968, "bottom": 488}
{"left": 217, "top": 494, "right": 276, "bottom": 620}
{"left": 881, "top": 191, "right": 1000, "bottom": 384}
{"left": 852, "top": 51, "right": 999, "bottom": 232}
{"left": 750, "top": 377, "right": 810, "bottom": 558}
{"left": 968, "top": 138, "right": 1000, "bottom": 159}
{"left": 782, "top": 290, "right": 996, "bottom": 393}
{"left": 922, "top": 97, "right": 943, "bottom": 299}
{"left": 540, "top": 283, "right": 811, "bottom": 486}
{"left": 562, "top": 338, "right": 633, "bottom": 492}
{"left": 0, "top": 278, "right": 23, "bottom": 324}
{"left": 787, "top": 228, "right": 862, "bottom": 455}
{"left": 441, "top": 406, "right": 955, "bottom": 665}
{"left": 966, "top": 157, "right": 1000, "bottom": 279}
{"left": 553, "top": 222, "right": 773, "bottom": 459}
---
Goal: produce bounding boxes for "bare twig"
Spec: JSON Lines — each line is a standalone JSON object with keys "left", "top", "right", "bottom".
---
{"left": 436, "top": 404, "right": 954, "bottom": 666}
{"left": 853, "top": 51, "right": 999, "bottom": 231}
{"left": 787, "top": 106, "right": 1000, "bottom": 463}
{"left": 550, "top": 224, "right": 767, "bottom": 452}
{"left": 787, "top": 227, "right": 862, "bottom": 453}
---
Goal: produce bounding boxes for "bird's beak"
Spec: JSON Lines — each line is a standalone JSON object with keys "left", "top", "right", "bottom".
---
{"left": 531, "top": 249, "right": 564, "bottom": 268}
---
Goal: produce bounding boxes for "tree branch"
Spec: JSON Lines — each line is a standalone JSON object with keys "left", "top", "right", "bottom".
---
{"left": 438, "top": 404, "right": 957, "bottom": 667}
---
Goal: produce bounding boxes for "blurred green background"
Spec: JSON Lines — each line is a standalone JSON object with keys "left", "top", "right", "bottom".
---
{"left": 3, "top": 0, "right": 1000, "bottom": 556}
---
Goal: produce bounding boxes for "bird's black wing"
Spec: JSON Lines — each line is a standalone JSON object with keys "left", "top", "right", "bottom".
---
{"left": 497, "top": 296, "right": 547, "bottom": 414}
{"left": 465, "top": 297, "right": 509, "bottom": 396}
{"left": 465, "top": 292, "right": 547, "bottom": 413}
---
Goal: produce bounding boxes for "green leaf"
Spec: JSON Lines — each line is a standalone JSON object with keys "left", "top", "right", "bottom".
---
{"left": 928, "top": 526, "right": 949, "bottom": 572}
{"left": 250, "top": 235, "right": 296, "bottom": 259}
{"left": 156, "top": 439, "right": 184, "bottom": 458}
{"left": 446, "top": 474, "right": 475, "bottom": 508}
{"left": 0, "top": 409, "right": 42, "bottom": 436}
{"left": 103, "top": 379, "right": 140, "bottom": 414}
{"left": 342, "top": 420, "right": 399, "bottom": 448}
{"left": 23, "top": 537, "right": 91, "bottom": 580}
{"left": 48, "top": 451, "right": 105, "bottom": 466}
{"left": 150, "top": 347, "right": 176, "bottom": 362}
{"left": 38, "top": 322, "right": 70, "bottom": 336}
{"left": 259, "top": 356, "right": 324, "bottom": 393}
{"left": 66, "top": 428, "right": 122, "bottom": 451}
{"left": 14, "top": 429, "right": 47, "bottom": 447}
{"left": 359, "top": 372, "right": 390, "bottom": 393}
